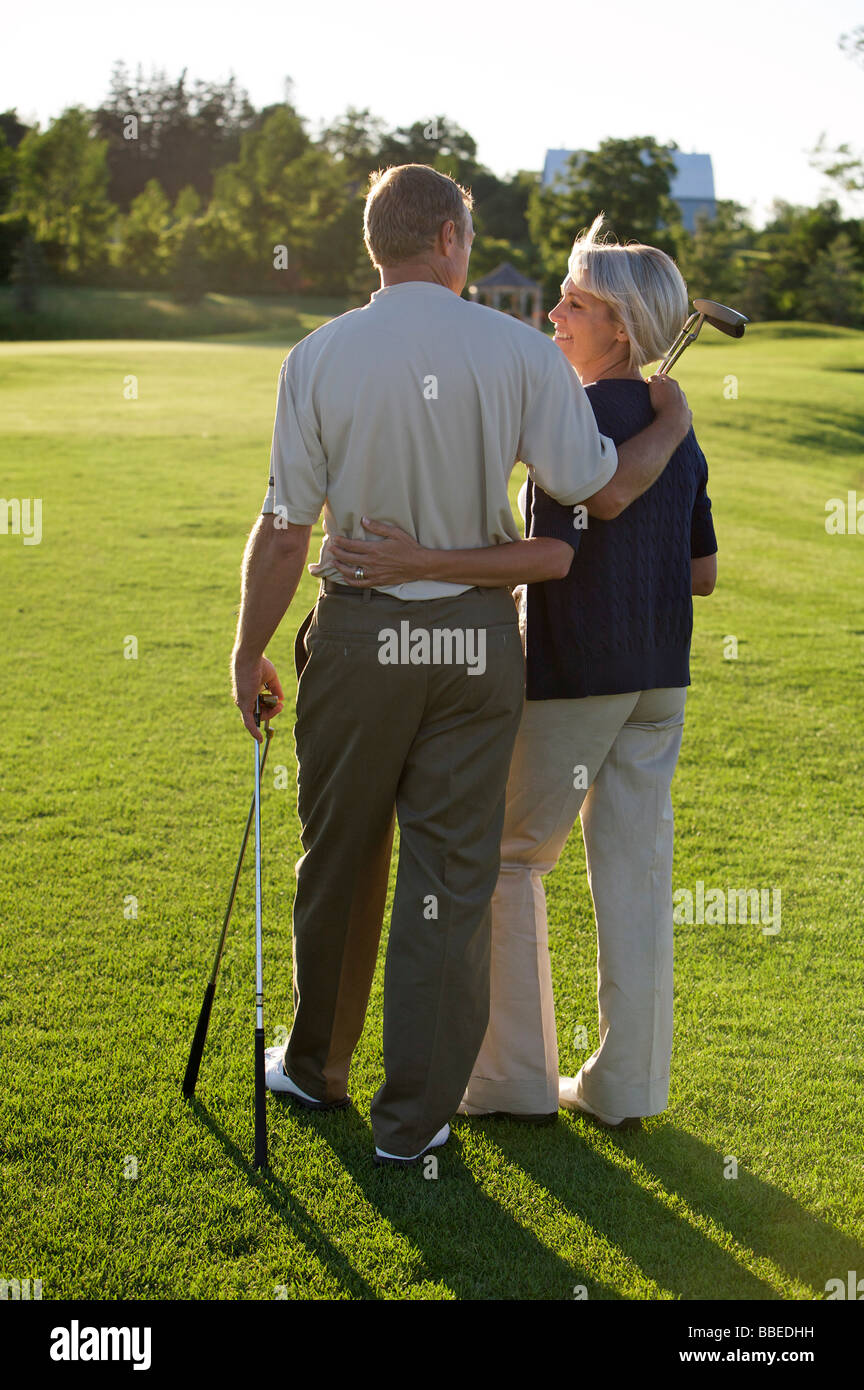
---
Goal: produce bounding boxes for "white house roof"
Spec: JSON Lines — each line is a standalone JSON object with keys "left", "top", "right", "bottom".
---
{"left": 542, "top": 149, "right": 578, "bottom": 186}
{"left": 668, "top": 152, "right": 715, "bottom": 200}
{"left": 542, "top": 148, "right": 715, "bottom": 200}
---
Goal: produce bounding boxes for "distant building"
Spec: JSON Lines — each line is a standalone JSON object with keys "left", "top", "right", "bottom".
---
{"left": 541, "top": 148, "right": 717, "bottom": 233}
{"left": 468, "top": 263, "right": 544, "bottom": 331}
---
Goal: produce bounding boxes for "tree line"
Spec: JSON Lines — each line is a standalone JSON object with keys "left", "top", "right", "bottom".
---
{"left": 1, "top": 55, "right": 863, "bottom": 325}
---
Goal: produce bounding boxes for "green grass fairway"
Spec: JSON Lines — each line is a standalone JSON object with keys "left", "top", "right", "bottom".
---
{"left": 0, "top": 285, "right": 351, "bottom": 343}
{"left": 1, "top": 322, "right": 863, "bottom": 1301}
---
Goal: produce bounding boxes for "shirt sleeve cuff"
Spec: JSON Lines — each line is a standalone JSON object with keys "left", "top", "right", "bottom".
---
{"left": 260, "top": 499, "right": 322, "bottom": 525}
{"left": 544, "top": 437, "right": 618, "bottom": 507}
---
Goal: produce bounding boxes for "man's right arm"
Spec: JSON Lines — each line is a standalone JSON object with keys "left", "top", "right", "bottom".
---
{"left": 231, "top": 516, "right": 311, "bottom": 741}
{"left": 583, "top": 375, "right": 692, "bottom": 520}
{"left": 231, "top": 351, "right": 324, "bottom": 741}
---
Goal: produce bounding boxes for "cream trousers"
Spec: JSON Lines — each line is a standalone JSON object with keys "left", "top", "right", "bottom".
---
{"left": 462, "top": 686, "right": 687, "bottom": 1121}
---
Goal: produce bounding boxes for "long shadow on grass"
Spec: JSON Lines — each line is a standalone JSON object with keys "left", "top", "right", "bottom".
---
{"left": 189, "top": 1098, "right": 376, "bottom": 1300}
{"left": 488, "top": 1115, "right": 862, "bottom": 1299}
{"left": 636, "top": 1128, "right": 864, "bottom": 1296}
{"left": 481, "top": 1116, "right": 777, "bottom": 1300}
{"left": 299, "top": 1104, "right": 616, "bottom": 1300}
{"left": 192, "top": 1094, "right": 608, "bottom": 1299}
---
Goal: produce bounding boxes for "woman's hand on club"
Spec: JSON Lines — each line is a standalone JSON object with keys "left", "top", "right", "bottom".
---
{"left": 327, "top": 517, "right": 429, "bottom": 587}
{"left": 646, "top": 374, "right": 692, "bottom": 441}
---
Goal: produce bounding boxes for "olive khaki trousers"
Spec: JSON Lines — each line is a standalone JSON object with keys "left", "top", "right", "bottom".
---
{"left": 462, "top": 687, "right": 687, "bottom": 1122}
{"left": 284, "top": 584, "right": 524, "bottom": 1157}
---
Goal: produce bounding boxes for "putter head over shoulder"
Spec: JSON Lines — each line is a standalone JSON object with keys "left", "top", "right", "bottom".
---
{"left": 692, "top": 298, "right": 749, "bottom": 338}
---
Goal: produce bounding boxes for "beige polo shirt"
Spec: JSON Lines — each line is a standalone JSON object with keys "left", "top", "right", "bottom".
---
{"left": 261, "top": 280, "right": 617, "bottom": 599}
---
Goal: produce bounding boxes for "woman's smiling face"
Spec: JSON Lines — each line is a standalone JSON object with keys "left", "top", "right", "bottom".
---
{"left": 548, "top": 276, "right": 630, "bottom": 380}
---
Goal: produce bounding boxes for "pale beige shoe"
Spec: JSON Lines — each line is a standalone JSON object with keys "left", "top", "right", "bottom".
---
{"left": 559, "top": 1077, "right": 642, "bottom": 1131}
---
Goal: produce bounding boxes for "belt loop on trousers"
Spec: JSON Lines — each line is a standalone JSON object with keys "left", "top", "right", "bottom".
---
{"left": 321, "top": 576, "right": 378, "bottom": 600}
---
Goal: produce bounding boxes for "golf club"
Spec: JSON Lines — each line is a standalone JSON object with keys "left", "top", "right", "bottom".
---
{"left": 657, "top": 298, "right": 749, "bottom": 376}
{"left": 181, "top": 690, "right": 278, "bottom": 1131}
{"left": 252, "top": 691, "right": 268, "bottom": 1171}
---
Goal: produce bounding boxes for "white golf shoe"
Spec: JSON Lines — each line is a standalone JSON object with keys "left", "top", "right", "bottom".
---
{"left": 374, "top": 1123, "right": 451, "bottom": 1167}
{"left": 264, "top": 1048, "right": 350, "bottom": 1111}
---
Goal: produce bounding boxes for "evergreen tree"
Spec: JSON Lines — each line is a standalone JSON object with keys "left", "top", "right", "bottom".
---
{"left": 800, "top": 233, "right": 864, "bottom": 325}
{"left": 93, "top": 63, "right": 257, "bottom": 210}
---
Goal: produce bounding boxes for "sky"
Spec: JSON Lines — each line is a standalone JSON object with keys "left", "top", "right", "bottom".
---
{"left": 4, "top": 0, "right": 863, "bottom": 226}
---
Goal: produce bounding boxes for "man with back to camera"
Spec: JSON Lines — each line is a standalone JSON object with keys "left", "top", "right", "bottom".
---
{"left": 230, "top": 163, "right": 692, "bottom": 1165}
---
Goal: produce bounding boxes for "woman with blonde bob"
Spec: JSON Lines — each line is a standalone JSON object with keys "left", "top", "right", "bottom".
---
{"left": 328, "top": 215, "right": 718, "bottom": 1129}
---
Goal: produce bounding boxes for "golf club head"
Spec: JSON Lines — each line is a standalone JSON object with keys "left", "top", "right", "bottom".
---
{"left": 692, "top": 299, "right": 749, "bottom": 338}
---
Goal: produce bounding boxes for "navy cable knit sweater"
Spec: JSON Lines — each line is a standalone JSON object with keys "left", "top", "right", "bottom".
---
{"left": 524, "top": 378, "right": 717, "bottom": 700}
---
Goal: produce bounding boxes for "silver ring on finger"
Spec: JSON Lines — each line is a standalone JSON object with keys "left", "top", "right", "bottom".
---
{"left": 354, "top": 566, "right": 366, "bottom": 580}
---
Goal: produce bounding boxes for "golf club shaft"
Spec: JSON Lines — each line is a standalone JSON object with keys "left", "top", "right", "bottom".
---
{"left": 253, "top": 696, "right": 268, "bottom": 1170}
{"left": 657, "top": 313, "right": 704, "bottom": 376}
{"left": 182, "top": 725, "right": 273, "bottom": 1100}
{"left": 211, "top": 727, "right": 272, "bottom": 986}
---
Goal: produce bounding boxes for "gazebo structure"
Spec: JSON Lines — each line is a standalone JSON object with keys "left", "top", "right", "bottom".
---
{"left": 468, "top": 263, "right": 544, "bottom": 331}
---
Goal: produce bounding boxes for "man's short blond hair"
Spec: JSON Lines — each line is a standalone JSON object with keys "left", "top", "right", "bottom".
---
{"left": 364, "top": 164, "right": 473, "bottom": 269}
